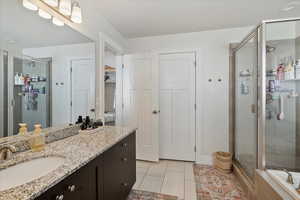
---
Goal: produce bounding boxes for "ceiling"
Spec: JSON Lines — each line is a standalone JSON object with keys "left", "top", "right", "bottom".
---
{"left": 95, "top": 0, "right": 300, "bottom": 38}
{"left": 0, "top": 0, "right": 92, "bottom": 49}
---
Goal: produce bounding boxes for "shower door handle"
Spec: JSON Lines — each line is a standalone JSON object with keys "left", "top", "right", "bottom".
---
{"left": 11, "top": 99, "right": 15, "bottom": 107}
{"left": 251, "top": 104, "right": 256, "bottom": 114}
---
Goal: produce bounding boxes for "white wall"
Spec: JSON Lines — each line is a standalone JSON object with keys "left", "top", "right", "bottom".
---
{"left": 23, "top": 43, "right": 95, "bottom": 126}
{"left": 127, "top": 26, "right": 253, "bottom": 164}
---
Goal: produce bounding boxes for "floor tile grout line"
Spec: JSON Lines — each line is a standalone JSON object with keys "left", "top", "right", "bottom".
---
{"left": 137, "top": 162, "right": 151, "bottom": 189}
{"left": 160, "top": 160, "right": 168, "bottom": 194}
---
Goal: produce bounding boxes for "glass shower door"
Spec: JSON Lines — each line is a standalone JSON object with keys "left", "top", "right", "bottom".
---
{"left": 234, "top": 32, "right": 258, "bottom": 178}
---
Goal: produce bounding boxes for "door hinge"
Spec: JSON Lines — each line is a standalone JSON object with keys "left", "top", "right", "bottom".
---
{"left": 194, "top": 146, "right": 196, "bottom": 152}
{"left": 194, "top": 61, "right": 197, "bottom": 67}
{"left": 122, "top": 64, "right": 124, "bottom": 69}
{"left": 194, "top": 104, "right": 197, "bottom": 110}
{"left": 70, "top": 67, "right": 73, "bottom": 73}
{"left": 70, "top": 101, "right": 72, "bottom": 106}
{"left": 122, "top": 103, "right": 124, "bottom": 109}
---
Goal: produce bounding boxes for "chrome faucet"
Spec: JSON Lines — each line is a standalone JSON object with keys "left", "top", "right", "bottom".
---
{"left": 0, "top": 144, "right": 17, "bottom": 161}
{"left": 283, "top": 169, "right": 294, "bottom": 184}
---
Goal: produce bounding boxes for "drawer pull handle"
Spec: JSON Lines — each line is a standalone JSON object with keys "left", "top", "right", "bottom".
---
{"left": 122, "top": 143, "right": 128, "bottom": 147}
{"left": 56, "top": 195, "right": 64, "bottom": 200}
{"left": 122, "top": 158, "right": 128, "bottom": 162}
{"left": 68, "top": 185, "right": 76, "bottom": 192}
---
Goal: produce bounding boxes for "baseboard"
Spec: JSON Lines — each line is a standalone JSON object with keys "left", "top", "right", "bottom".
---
{"left": 196, "top": 154, "right": 213, "bottom": 165}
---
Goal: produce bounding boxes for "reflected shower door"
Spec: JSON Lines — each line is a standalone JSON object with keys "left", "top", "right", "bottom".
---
{"left": 12, "top": 57, "right": 51, "bottom": 134}
{"left": 0, "top": 51, "right": 9, "bottom": 137}
{"left": 234, "top": 33, "right": 258, "bottom": 178}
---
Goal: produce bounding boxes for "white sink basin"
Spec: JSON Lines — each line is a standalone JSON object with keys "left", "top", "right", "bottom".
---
{"left": 0, "top": 156, "right": 65, "bottom": 191}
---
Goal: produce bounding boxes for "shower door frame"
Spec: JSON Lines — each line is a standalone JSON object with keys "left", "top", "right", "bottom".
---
{"left": 231, "top": 17, "right": 300, "bottom": 180}
{"left": 258, "top": 17, "right": 300, "bottom": 171}
{"left": 230, "top": 26, "right": 260, "bottom": 180}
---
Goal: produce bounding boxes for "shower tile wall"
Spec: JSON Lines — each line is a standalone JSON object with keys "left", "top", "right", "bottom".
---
{"left": 266, "top": 39, "right": 297, "bottom": 170}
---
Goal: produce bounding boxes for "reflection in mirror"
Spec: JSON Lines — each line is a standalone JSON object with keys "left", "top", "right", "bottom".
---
{"left": 0, "top": 0, "right": 95, "bottom": 138}
{"left": 104, "top": 46, "right": 122, "bottom": 126}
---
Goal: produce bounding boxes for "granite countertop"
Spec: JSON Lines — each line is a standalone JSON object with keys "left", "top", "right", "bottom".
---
{"left": 0, "top": 126, "right": 136, "bottom": 200}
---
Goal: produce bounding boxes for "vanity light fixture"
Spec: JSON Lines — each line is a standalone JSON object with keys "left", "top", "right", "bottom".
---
{"left": 22, "top": 0, "right": 82, "bottom": 25}
{"left": 23, "top": 0, "right": 38, "bottom": 11}
{"left": 52, "top": 17, "right": 64, "bottom": 26}
{"left": 38, "top": 8, "right": 52, "bottom": 19}
{"left": 71, "top": 2, "right": 82, "bottom": 23}
{"left": 43, "top": 0, "right": 58, "bottom": 7}
{"left": 59, "top": 0, "right": 72, "bottom": 16}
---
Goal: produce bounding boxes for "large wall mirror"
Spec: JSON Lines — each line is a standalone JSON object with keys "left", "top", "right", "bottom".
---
{"left": 103, "top": 44, "right": 123, "bottom": 126}
{"left": 0, "top": 0, "right": 97, "bottom": 137}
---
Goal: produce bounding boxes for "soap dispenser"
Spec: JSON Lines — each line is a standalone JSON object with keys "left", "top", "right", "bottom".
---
{"left": 29, "top": 124, "right": 45, "bottom": 152}
{"left": 18, "top": 123, "right": 28, "bottom": 135}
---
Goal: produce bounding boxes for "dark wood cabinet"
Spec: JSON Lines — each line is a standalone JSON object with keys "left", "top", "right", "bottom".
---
{"left": 35, "top": 132, "right": 135, "bottom": 200}
{"left": 36, "top": 157, "right": 98, "bottom": 200}
{"left": 103, "top": 132, "right": 136, "bottom": 200}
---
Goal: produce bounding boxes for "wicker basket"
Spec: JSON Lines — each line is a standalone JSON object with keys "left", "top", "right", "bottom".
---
{"left": 213, "top": 151, "right": 232, "bottom": 174}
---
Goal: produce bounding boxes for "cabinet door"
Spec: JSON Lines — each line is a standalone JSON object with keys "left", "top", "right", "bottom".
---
{"left": 35, "top": 161, "right": 97, "bottom": 200}
{"left": 103, "top": 133, "right": 136, "bottom": 200}
{"left": 103, "top": 143, "right": 124, "bottom": 200}
{"left": 120, "top": 133, "right": 136, "bottom": 197}
{"left": 64, "top": 163, "right": 97, "bottom": 200}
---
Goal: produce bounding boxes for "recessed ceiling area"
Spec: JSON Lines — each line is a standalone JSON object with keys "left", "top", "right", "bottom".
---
{"left": 95, "top": 0, "right": 300, "bottom": 38}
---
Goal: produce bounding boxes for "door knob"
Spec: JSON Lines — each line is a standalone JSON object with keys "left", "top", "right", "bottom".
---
{"left": 90, "top": 108, "right": 95, "bottom": 112}
{"left": 152, "top": 110, "right": 160, "bottom": 114}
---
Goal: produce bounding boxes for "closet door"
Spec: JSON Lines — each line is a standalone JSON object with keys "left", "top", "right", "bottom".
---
{"left": 123, "top": 54, "right": 159, "bottom": 162}
{"left": 159, "top": 53, "right": 196, "bottom": 161}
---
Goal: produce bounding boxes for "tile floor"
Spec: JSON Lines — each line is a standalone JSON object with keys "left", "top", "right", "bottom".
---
{"left": 134, "top": 160, "right": 197, "bottom": 200}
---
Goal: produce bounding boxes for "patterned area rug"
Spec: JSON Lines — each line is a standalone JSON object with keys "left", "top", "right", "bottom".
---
{"left": 193, "top": 165, "right": 247, "bottom": 200}
{"left": 128, "top": 190, "right": 179, "bottom": 200}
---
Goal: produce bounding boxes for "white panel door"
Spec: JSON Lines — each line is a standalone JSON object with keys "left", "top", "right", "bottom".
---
{"left": 71, "top": 59, "right": 95, "bottom": 123}
{"left": 159, "top": 53, "right": 196, "bottom": 161}
{"left": 123, "top": 54, "right": 159, "bottom": 162}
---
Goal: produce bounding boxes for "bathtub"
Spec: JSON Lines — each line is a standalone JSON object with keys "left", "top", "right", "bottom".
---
{"left": 267, "top": 170, "right": 300, "bottom": 200}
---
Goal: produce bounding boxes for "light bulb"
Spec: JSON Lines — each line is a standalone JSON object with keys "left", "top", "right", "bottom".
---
{"left": 43, "top": 0, "right": 58, "bottom": 7}
{"left": 52, "top": 17, "right": 64, "bottom": 26}
{"left": 59, "top": 0, "right": 72, "bottom": 16}
{"left": 38, "top": 8, "right": 52, "bottom": 19}
{"left": 71, "top": 2, "right": 82, "bottom": 23}
{"left": 23, "top": 0, "right": 38, "bottom": 11}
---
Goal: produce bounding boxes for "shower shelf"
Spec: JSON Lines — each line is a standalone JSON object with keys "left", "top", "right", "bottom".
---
{"left": 279, "top": 79, "right": 300, "bottom": 82}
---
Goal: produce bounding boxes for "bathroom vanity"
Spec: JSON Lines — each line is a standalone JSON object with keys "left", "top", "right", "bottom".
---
{"left": 35, "top": 132, "right": 136, "bottom": 200}
{"left": 0, "top": 126, "right": 136, "bottom": 200}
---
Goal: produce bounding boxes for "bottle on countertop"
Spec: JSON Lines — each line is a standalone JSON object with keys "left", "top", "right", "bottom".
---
{"left": 76, "top": 116, "right": 83, "bottom": 124}
{"left": 29, "top": 124, "right": 45, "bottom": 152}
{"left": 18, "top": 123, "right": 27, "bottom": 135}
